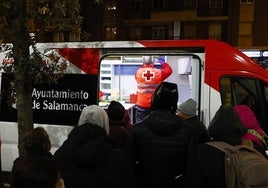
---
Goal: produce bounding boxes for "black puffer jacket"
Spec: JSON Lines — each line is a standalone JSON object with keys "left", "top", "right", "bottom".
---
{"left": 183, "top": 116, "right": 210, "bottom": 146}
{"left": 125, "top": 109, "right": 192, "bottom": 188}
{"left": 53, "top": 123, "right": 135, "bottom": 188}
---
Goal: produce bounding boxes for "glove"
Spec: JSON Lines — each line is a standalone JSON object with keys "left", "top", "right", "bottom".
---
{"left": 158, "top": 57, "right": 165, "bottom": 65}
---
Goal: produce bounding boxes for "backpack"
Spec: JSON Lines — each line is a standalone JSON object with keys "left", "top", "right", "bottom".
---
{"left": 207, "top": 140, "right": 268, "bottom": 188}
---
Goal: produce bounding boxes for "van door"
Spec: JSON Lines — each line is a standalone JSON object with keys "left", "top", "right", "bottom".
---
{"left": 99, "top": 52, "right": 203, "bottom": 123}
{"left": 220, "top": 76, "right": 268, "bottom": 132}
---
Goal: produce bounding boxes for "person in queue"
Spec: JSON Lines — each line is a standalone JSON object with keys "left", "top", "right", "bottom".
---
{"left": 11, "top": 157, "right": 63, "bottom": 188}
{"left": 53, "top": 105, "right": 135, "bottom": 188}
{"left": 234, "top": 104, "right": 268, "bottom": 151}
{"left": 125, "top": 82, "right": 192, "bottom": 188}
{"left": 135, "top": 56, "right": 172, "bottom": 123}
{"left": 182, "top": 105, "right": 249, "bottom": 188}
{"left": 10, "top": 126, "right": 53, "bottom": 182}
{"left": 177, "top": 98, "right": 209, "bottom": 146}
{"left": 107, "top": 100, "right": 133, "bottom": 150}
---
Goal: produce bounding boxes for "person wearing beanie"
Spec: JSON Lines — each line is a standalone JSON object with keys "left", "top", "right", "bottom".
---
{"left": 108, "top": 101, "right": 126, "bottom": 121}
{"left": 53, "top": 105, "right": 135, "bottom": 188}
{"left": 107, "top": 101, "right": 133, "bottom": 150}
{"left": 125, "top": 82, "right": 193, "bottom": 188}
{"left": 177, "top": 98, "right": 209, "bottom": 146}
{"left": 135, "top": 55, "right": 173, "bottom": 123}
{"left": 182, "top": 105, "right": 267, "bottom": 188}
{"left": 178, "top": 98, "right": 197, "bottom": 117}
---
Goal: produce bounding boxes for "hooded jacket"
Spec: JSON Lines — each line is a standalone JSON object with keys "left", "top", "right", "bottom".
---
{"left": 107, "top": 101, "right": 133, "bottom": 150}
{"left": 108, "top": 111, "right": 133, "bottom": 150}
{"left": 182, "top": 105, "right": 266, "bottom": 188}
{"left": 234, "top": 105, "right": 268, "bottom": 149}
{"left": 125, "top": 109, "right": 192, "bottom": 188}
{"left": 78, "top": 105, "right": 109, "bottom": 134}
{"left": 53, "top": 105, "right": 134, "bottom": 188}
{"left": 182, "top": 116, "right": 210, "bottom": 146}
{"left": 53, "top": 123, "right": 113, "bottom": 188}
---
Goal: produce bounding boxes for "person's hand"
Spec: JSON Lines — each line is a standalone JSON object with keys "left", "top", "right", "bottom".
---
{"left": 158, "top": 57, "right": 165, "bottom": 65}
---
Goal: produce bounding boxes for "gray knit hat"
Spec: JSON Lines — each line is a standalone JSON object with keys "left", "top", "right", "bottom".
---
{"left": 178, "top": 98, "right": 197, "bottom": 116}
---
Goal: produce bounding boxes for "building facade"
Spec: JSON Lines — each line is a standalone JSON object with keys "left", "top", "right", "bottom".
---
{"left": 82, "top": 0, "right": 268, "bottom": 51}
{"left": 2, "top": 0, "right": 267, "bottom": 50}
{"left": 26, "top": 0, "right": 82, "bottom": 42}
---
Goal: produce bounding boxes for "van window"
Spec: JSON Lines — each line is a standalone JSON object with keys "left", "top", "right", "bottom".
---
{"left": 99, "top": 54, "right": 202, "bottom": 119}
{"left": 220, "top": 77, "right": 268, "bottom": 131}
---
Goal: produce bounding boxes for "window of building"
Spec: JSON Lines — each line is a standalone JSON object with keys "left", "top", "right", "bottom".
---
{"left": 209, "top": 0, "right": 223, "bottom": 8}
{"left": 130, "top": 0, "right": 141, "bottom": 11}
{"left": 105, "top": 27, "right": 117, "bottom": 40}
{"left": 240, "top": 0, "right": 254, "bottom": 4}
{"left": 153, "top": 0, "right": 164, "bottom": 10}
{"left": 152, "top": 27, "right": 165, "bottom": 39}
{"left": 106, "top": 3, "right": 116, "bottom": 10}
{"left": 183, "top": 23, "right": 196, "bottom": 39}
{"left": 209, "top": 23, "right": 222, "bottom": 39}
{"left": 129, "top": 27, "right": 141, "bottom": 39}
{"left": 69, "top": 32, "right": 80, "bottom": 42}
{"left": 53, "top": 32, "right": 64, "bottom": 42}
{"left": 184, "top": 0, "right": 197, "bottom": 9}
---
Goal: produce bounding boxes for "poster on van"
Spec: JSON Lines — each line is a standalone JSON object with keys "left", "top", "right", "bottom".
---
{"left": 0, "top": 73, "right": 98, "bottom": 126}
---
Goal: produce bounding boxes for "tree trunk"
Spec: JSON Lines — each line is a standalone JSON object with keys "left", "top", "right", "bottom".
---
{"left": 14, "top": 73, "right": 33, "bottom": 156}
{"left": 11, "top": 0, "right": 34, "bottom": 156}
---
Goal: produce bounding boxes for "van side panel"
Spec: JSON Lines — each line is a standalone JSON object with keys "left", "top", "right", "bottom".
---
{"left": 57, "top": 48, "right": 100, "bottom": 74}
{"left": 0, "top": 40, "right": 267, "bottom": 180}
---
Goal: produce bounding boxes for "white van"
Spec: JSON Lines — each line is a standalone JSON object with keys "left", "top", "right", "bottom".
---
{"left": 0, "top": 40, "right": 267, "bottom": 184}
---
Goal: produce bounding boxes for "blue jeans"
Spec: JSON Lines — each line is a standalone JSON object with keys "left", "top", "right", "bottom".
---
{"left": 135, "top": 106, "right": 151, "bottom": 124}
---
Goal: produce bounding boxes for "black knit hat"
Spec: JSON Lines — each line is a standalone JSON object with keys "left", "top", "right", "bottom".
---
{"left": 107, "top": 101, "right": 125, "bottom": 121}
{"left": 151, "top": 82, "right": 178, "bottom": 113}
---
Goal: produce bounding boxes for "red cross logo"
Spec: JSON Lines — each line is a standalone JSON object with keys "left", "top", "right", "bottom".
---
{"left": 142, "top": 69, "right": 155, "bottom": 81}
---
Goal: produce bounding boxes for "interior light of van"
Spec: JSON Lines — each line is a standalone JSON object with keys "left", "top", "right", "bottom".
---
{"left": 242, "top": 51, "right": 261, "bottom": 57}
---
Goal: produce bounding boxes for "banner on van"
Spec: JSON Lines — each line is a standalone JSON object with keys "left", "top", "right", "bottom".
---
{"left": 0, "top": 73, "right": 98, "bottom": 126}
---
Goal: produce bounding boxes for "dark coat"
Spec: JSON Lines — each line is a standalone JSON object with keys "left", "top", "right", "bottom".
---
{"left": 183, "top": 137, "right": 242, "bottom": 188}
{"left": 109, "top": 111, "right": 133, "bottom": 150}
{"left": 53, "top": 123, "right": 135, "bottom": 188}
{"left": 125, "top": 109, "right": 192, "bottom": 188}
{"left": 182, "top": 137, "right": 268, "bottom": 188}
{"left": 182, "top": 105, "right": 267, "bottom": 188}
{"left": 182, "top": 116, "right": 210, "bottom": 146}
{"left": 10, "top": 146, "right": 53, "bottom": 184}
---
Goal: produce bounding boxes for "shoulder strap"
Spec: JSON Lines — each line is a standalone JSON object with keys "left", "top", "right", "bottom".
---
{"left": 248, "top": 129, "right": 268, "bottom": 146}
{"left": 241, "top": 139, "right": 267, "bottom": 159}
{"left": 206, "top": 141, "right": 232, "bottom": 153}
{"left": 241, "top": 139, "right": 254, "bottom": 148}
